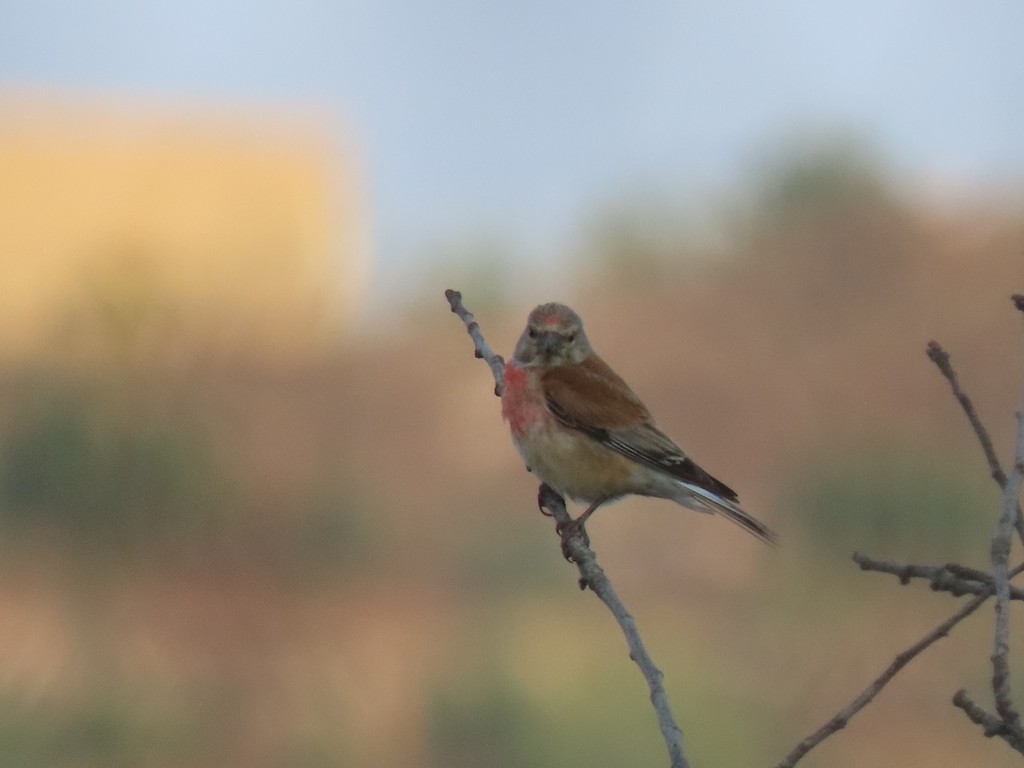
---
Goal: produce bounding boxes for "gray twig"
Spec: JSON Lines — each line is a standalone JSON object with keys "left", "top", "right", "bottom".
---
{"left": 990, "top": 391, "right": 1024, "bottom": 744}
{"left": 775, "top": 590, "right": 989, "bottom": 768}
{"left": 445, "top": 289, "right": 506, "bottom": 396}
{"left": 954, "top": 689, "right": 1024, "bottom": 750}
{"left": 926, "top": 340, "right": 1024, "bottom": 545}
{"left": 446, "top": 289, "right": 690, "bottom": 768}
{"left": 539, "top": 484, "right": 690, "bottom": 768}
{"left": 854, "top": 553, "right": 1024, "bottom": 601}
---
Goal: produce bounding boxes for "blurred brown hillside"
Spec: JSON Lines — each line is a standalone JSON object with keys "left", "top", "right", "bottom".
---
{"left": 0, "top": 141, "right": 1021, "bottom": 767}
{"left": 0, "top": 100, "right": 368, "bottom": 362}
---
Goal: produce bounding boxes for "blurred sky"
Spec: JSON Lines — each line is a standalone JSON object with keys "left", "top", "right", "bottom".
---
{"left": 2, "top": 0, "right": 1023, "bottom": 298}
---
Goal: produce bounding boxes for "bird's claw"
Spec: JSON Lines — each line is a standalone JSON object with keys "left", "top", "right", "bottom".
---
{"left": 537, "top": 483, "right": 563, "bottom": 517}
{"left": 555, "top": 517, "right": 590, "bottom": 561}
{"left": 537, "top": 484, "right": 590, "bottom": 564}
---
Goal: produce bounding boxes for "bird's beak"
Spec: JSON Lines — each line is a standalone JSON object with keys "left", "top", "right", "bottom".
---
{"left": 538, "top": 331, "right": 561, "bottom": 355}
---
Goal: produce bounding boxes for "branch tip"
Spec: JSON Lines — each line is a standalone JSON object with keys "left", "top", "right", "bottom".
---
{"left": 445, "top": 289, "right": 506, "bottom": 395}
{"left": 925, "top": 340, "right": 949, "bottom": 366}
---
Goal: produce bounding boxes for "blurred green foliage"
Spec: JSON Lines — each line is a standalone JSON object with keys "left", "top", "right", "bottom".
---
{"left": 428, "top": 672, "right": 540, "bottom": 768}
{"left": 0, "top": 688, "right": 205, "bottom": 768}
{"left": 582, "top": 190, "right": 707, "bottom": 280}
{"left": 786, "top": 446, "right": 990, "bottom": 560}
{"left": 447, "top": 508, "right": 562, "bottom": 600}
{"left": 282, "top": 479, "right": 374, "bottom": 579}
{"left": 0, "top": 392, "right": 222, "bottom": 556}
{"left": 748, "top": 136, "right": 894, "bottom": 225}
{"left": 0, "top": 388, "right": 374, "bottom": 582}
{"left": 578, "top": 136, "right": 900, "bottom": 281}
{"left": 427, "top": 655, "right": 713, "bottom": 768}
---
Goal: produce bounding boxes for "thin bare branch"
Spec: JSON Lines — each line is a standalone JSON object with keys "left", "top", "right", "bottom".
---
{"left": 446, "top": 289, "right": 690, "bottom": 768}
{"left": 990, "top": 393, "right": 1024, "bottom": 742}
{"left": 445, "top": 289, "right": 506, "bottom": 396}
{"left": 926, "top": 340, "right": 1024, "bottom": 544}
{"left": 854, "top": 553, "right": 1024, "bottom": 601}
{"left": 954, "top": 689, "right": 1024, "bottom": 752}
{"left": 775, "top": 590, "right": 989, "bottom": 768}
{"left": 926, "top": 341, "right": 1006, "bottom": 486}
{"left": 539, "top": 484, "right": 690, "bottom": 768}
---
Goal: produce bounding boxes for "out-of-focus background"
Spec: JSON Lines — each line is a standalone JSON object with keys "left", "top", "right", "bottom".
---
{"left": 1, "top": 2, "right": 1023, "bottom": 766}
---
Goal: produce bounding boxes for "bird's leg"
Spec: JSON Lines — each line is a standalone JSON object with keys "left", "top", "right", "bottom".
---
{"left": 537, "top": 483, "right": 563, "bottom": 517}
{"left": 555, "top": 496, "right": 607, "bottom": 554}
{"left": 575, "top": 497, "right": 607, "bottom": 526}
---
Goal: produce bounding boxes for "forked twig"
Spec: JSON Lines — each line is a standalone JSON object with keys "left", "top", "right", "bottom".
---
{"left": 930, "top": 296, "right": 1024, "bottom": 749}
{"left": 854, "top": 553, "right": 1024, "bottom": 601}
{"left": 953, "top": 689, "right": 1018, "bottom": 745}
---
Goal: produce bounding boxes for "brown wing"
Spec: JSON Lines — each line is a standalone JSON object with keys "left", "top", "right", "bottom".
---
{"left": 541, "top": 356, "right": 651, "bottom": 429}
{"left": 542, "top": 357, "right": 739, "bottom": 502}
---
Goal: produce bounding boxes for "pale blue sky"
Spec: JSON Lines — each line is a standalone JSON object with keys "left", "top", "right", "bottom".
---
{"left": 2, "top": 1, "right": 1023, "bottom": 296}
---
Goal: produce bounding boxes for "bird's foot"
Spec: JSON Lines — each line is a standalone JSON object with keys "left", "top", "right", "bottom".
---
{"left": 537, "top": 484, "right": 590, "bottom": 562}
{"left": 555, "top": 516, "right": 591, "bottom": 561}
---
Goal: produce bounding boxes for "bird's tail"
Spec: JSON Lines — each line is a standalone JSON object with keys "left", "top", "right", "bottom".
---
{"left": 677, "top": 482, "right": 778, "bottom": 545}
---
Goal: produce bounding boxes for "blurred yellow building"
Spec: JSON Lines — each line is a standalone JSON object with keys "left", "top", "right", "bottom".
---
{"left": 0, "top": 98, "right": 368, "bottom": 362}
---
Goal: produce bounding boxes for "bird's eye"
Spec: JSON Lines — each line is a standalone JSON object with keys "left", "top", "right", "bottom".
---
{"left": 527, "top": 328, "right": 538, "bottom": 339}
{"left": 566, "top": 333, "right": 576, "bottom": 343}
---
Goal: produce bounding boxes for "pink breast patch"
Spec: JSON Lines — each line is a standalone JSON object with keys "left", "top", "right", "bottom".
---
{"left": 501, "top": 363, "right": 548, "bottom": 439}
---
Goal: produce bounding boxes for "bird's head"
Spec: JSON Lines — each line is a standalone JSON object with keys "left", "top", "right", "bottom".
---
{"left": 512, "top": 302, "right": 593, "bottom": 366}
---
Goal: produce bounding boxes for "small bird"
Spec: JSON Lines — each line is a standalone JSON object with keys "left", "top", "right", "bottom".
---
{"left": 501, "top": 302, "right": 776, "bottom": 544}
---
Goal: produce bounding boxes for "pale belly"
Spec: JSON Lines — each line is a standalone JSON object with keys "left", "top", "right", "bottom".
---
{"left": 514, "top": 420, "right": 640, "bottom": 503}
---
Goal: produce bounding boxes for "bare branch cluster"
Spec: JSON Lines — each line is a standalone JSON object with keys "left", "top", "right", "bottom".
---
{"left": 778, "top": 297, "right": 1024, "bottom": 765}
